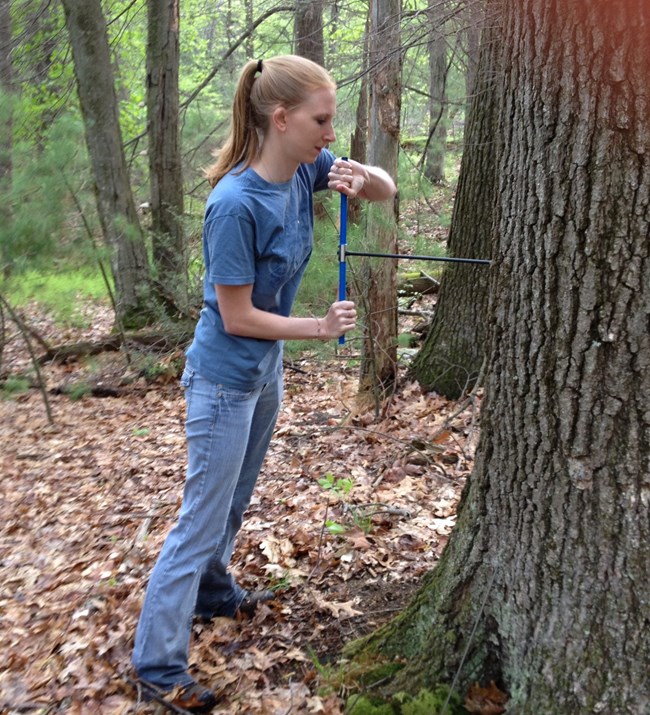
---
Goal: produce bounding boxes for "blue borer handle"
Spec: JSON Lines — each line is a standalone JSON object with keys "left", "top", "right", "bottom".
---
{"left": 337, "top": 163, "right": 348, "bottom": 345}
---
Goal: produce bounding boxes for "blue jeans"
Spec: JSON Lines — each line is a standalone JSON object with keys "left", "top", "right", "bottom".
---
{"left": 132, "top": 362, "right": 283, "bottom": 689}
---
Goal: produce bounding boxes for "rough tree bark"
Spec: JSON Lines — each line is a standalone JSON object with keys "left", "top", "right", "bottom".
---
{"left": 349, "top": 1, "right": 650, "bottom": 712}
{"left": 358, "top": 0, "right": 401, "bottom": 403}
{"left": 409, "top": 2, "right": 499, "bottom": 398}
{"left": 60, "top": 0, "right": 154, "bottom": 328}
{"left": 146, "top": 0, "right": 186, "bottom": 308}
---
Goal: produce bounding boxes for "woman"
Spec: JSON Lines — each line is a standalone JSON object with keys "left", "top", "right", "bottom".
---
{"left": 132, "top": 54, "right": 396, "bottom": 712}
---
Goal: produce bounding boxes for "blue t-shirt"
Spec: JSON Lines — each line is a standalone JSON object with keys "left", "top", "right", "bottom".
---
{"left": 185, "top": 149, "right": 335, "bottom": 389}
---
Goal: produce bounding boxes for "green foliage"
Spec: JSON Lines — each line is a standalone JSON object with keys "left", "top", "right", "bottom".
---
{"left": 318, "top": 471, "right": 354, "bottom": 496}
{"left": 346, "top": 695, "right": 395, "bottom": 715}
{"left": 5, "top": 269, "right": 107, "bottom": 327}
{"left": 318, "top": 471, "right": 376, "bottom": 534}
{"left": 136, "top": 353, "right": 185, "bottom": 383}
{"left": 346, "top": 686, "right": 464, "bottom": 715}
{"left": 4, "top": 0, "right": 470, "bottom": 331}
{"left": 326, "top": 520, "right": 348, "bottom": 535}
{"left": 395, "top": 686, "right": 463, "bottom": 715}
{"left": 1, "top": 375, "right": 30, "bottom": 399}
{"left": 1, "top": 111, "right": 92, "bottom": 273}
{"left": 68, "top": 382, "right": 91, "bottom": 401}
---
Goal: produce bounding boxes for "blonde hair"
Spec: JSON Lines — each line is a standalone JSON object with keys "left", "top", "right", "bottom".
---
{"left": 205, "top": 55, "right": 336, "bottom": 187}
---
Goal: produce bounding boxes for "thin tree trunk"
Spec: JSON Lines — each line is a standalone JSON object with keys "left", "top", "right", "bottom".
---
{"left": 349, "top": 24, "right": 368, "bottom": 226}
{"left": 423, "top": 3, "right": 448, "bottom": 183}
{"left": 464, "top": 0, "right": 484, "bottom": 114}
{"left": 294, "top": 0, "right": 327, "bottom": 219}
{"left": 357, "top": 0, "right": 401, "bottom": 406}
{"left": 348, "top": 1, "right": 650, "bottom": 712}
{"left": 0, "top": 0, "right": 12, "bottom": 277}
{"left": 294, "top": 0, "right": 324, "bottom": 65}
{"left": 245, "top": 0, "right": 254, "bottom": 58}
{"left": 146, "top": 0, "right": 186, "bottom": 310}
{"left": 60, "top": 0, "right": 154, "bottom": 328}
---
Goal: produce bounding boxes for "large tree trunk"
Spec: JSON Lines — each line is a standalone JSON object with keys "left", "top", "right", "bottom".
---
{"left": 357, "top": 0, "right": 401, "bottom": 405}
{"left": 146, "top": 0, "right": 186, "bottom": 310}
{"left": 348, "top": 1, "right": 650, "bottom": 712}
{"left": 61, "top": 0, "right": 155, "bottom": 329}
{"left": 409, "top": 3, "right": 499, "bottom": 398}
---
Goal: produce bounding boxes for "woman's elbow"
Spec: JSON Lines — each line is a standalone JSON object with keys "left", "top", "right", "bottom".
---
{"left": 221, "top": 314, "right": 248, "bottom": 336}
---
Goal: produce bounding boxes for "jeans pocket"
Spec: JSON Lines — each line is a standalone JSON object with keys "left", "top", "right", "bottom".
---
{"left": 217, "top": 383, "right": 259, "bottom": 401}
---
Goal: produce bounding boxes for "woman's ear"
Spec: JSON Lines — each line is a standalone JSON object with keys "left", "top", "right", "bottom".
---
{"left": 271, "top": 105, "right": 288, "bottom": 132}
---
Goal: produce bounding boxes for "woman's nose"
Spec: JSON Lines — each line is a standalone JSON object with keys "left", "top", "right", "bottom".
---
{"left": 325, "top": 123, "right": 336, "bottom": 143}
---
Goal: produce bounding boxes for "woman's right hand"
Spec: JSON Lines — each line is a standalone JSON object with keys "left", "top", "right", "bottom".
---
{"left": 321, "top": 300, "right": 357, "bottom": 339}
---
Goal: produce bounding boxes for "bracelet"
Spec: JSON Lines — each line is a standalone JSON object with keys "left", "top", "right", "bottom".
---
{"left": 315, "top": 317, "right": 323, "bottom": 340}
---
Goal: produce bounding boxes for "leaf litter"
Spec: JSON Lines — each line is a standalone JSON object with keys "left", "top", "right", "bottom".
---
{"left": 0, "top": 304, "right": 480, "bottom": 713}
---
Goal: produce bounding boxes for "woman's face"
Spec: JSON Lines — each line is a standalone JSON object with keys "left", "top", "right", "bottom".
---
{"left": 282, "top": 86, "right": 337, "bottom": 164}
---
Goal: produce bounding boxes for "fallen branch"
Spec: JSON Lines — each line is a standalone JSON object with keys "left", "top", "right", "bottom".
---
{"left": 38, "top": 327, "right": 194, "bottom": 364}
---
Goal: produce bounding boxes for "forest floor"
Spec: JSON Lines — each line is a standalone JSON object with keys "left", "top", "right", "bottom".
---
{"left": 0, "top": 284, "right": 480, "bottom": 713}
{"left": 0, "top": 299, "right": 480, "bottom": 714}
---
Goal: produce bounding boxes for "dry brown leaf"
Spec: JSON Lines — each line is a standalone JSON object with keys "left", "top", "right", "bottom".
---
{"left": 465, "top": 681, "right": 508, "bottom": 714}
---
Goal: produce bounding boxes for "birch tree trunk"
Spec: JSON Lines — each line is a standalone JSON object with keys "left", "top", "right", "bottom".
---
{"left": 409, "top": 2, "right": 500, "bottom": 398}
{"left": 358, "top": 0, "right": 401, "bottom": 404}
{"left": 61, "top": 0, "right": 154, "bottom": 328}
{"left": 349, "top": 1, "right": 650, "bottom": 712}
{"left": 146, "top": 0, "right": 186, "bottom": 309}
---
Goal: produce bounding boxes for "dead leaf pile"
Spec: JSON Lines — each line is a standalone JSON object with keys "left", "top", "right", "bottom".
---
{"left": 0, "top": 304, "right": 480, "bottom": 714}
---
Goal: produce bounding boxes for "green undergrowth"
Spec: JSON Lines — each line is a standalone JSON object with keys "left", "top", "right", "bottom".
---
{"left": 4, "top": 268, "right": 108, "bottom": 327}
{"left": 346, "top": 685, "right": 465, "bottom": 715}
{"left": 310, "top": 650, "right": 464, "bottom": 715}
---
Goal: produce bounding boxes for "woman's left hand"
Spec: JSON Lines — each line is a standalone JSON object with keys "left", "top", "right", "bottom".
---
{"left": 328, "top": 158, "right": 367, "bottom": 198}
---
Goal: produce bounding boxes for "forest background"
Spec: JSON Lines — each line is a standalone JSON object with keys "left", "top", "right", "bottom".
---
{"left": 1, "top": 0, "right": 483, "bottom": 712}
{"left": 2, "top": 1, "right": 649, "bottom": 715}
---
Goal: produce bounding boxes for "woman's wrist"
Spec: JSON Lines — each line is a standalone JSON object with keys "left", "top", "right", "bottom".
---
{"left": 315, "top": 317, "right": 325, "bottom": 340}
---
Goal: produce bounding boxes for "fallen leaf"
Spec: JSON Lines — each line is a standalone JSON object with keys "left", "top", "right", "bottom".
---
{"left": 465, "top": 681, "right": 508, "bottom": 714}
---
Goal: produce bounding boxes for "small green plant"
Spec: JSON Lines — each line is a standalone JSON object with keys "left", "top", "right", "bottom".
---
{"left": 346, "top": 507, "right": 374, "bottom": 534}
{"left": 325, "top": 519, "right": 348, "bottom": 535}
{"left": 137, "top": 354, "right": 180, "bottom": 382}
{"left": 132, "top": 427, "right": 151, "bottom": 437}
{"left": 68, "top": 382, "right": 91, "bottom": 401}
{"left": 1, "top": 375, "right": 30, "bottom": 398}
{"left": 319, "top": 472, "right": 377, "bottom": 535}
{"left": 266, "top": 572, "right": 292, "bottom": 591}
{"left": 318, "top": 471, "right": 354, "bottom": 496}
